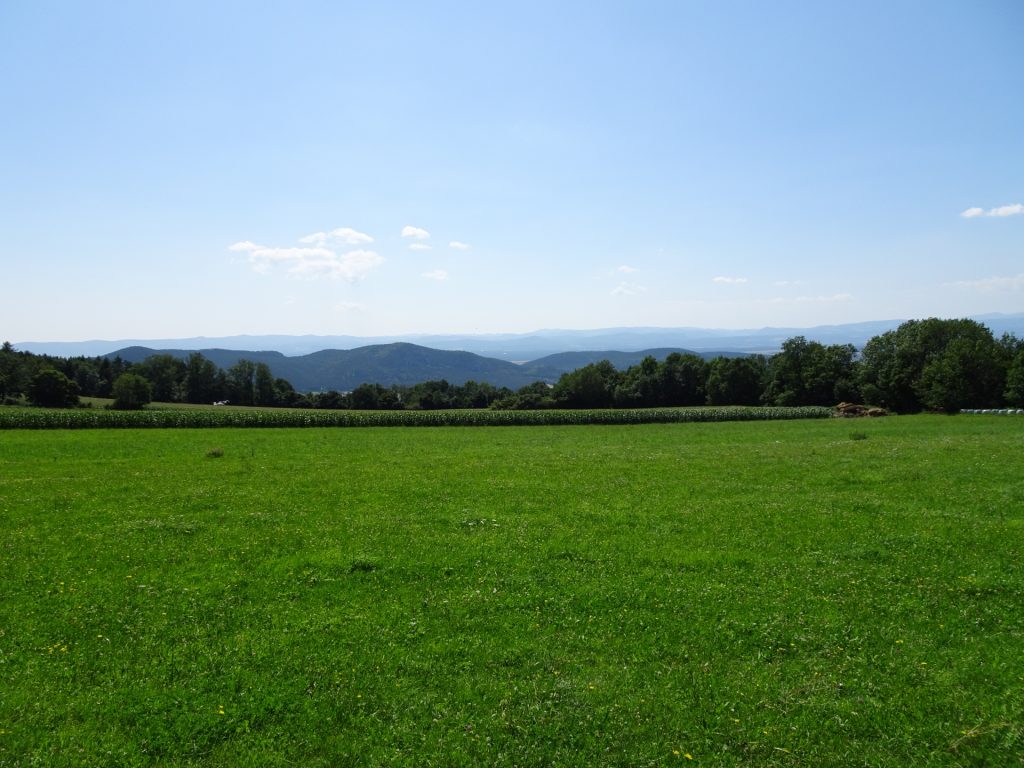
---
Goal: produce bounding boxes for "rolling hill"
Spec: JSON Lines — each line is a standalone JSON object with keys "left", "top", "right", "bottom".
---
{"left": 107, "top": 343, "right": 747, "bottom": 392}
{"left": 108, "top": 343, "right": 543, "bottom": 391}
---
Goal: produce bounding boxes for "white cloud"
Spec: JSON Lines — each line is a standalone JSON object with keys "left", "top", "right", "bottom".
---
{"left": 951, "top": 273, "right": 1024, "bottom": 292}
{"left": 616, "top": 265, "right": 638, "bottom": 274}
{"left": 992, "top": 204, "right": 1024, "bottom": 217}
{"left": 449, "top": 241, "right": 471, "bottom": 250}
{"left": 773, "top": 279, "right": 803, "bottom": 287}
{"left": 961, "top": 203, "right": 1024, "bottom": 218}
{"left": 408, "top": 243, "right": 433, "bottom": 251}
{"left": 228, "top": 240, "right": 261, "bottom": 252}
{"left": 713, "top": 276, "right": 748, "bottom": 284}
{"left": 422, "top": 269, "right": 449, "bottom": 281}
{"left": 228, "top": 238, "right": 384, "bottom": 281}
{"left": 611, "top": 282, "right": 646, "bottom": 296}
{"left": 299, "top": 227, "right": 374, "bottom": 246}
{"left": 402, "top": 225, "right": 430, "bottom": 240}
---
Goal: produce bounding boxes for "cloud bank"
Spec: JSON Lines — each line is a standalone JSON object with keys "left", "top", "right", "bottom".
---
{"left": 960, "top": 203, "right": 1024, "bottom": 218}
{"left": 229, "top": 235, "right": 384, "bottom": 281}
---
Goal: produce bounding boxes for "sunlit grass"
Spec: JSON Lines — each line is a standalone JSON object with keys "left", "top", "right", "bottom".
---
{"left": 0, "top": 416, "right": 1021, "bottom": 765}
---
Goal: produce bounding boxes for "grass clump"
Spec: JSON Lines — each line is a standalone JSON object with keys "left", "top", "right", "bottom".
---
{"left": 348, "top": 558, "right": 379, "bottom": 573}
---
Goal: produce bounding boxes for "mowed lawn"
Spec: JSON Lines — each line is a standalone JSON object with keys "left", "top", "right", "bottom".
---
{"left": 0, "top": 417, "right": 1021, "bottom": 766}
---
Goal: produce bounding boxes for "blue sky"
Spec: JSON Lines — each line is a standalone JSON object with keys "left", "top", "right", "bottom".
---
{"left": 2, "top": 1, "right": 1022, "bottom": 342}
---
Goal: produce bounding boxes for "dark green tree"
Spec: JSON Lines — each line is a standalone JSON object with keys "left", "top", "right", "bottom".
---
{"left": 135, "top": 354, "right": 186, "bottom": 402}
{"left": 408, "top": 380, "right": 454, "bottom": 410}
{"left": 613, "top": 356, "right": 662, "bottom": 407}
{"left": 99, "top": 357, "right": 130, "bottom": 397}
{"left": 763, "top": 337, "right": 858, "bottom": 406}
{"left": 553, "top": 361, "right": 619, "bottom": 408}
{"left": 493, "top": 381, "right": 555, "bottom": 410}
{"left": 111, "top": 373, "right": 152, "bottom": 410}
{"left": 315, "top": 390, "right": 348, "bottom": 409}
{"left": 227, "top": 360, "right": 257, "bottom": 406}
{"left": 254, "top": 363, "right": 276, "bottom": 406}
{"left": 64, "top": 358, "right": 102, "bottom": 397}
{"left": 705, "top": 356, "right": 767, "bottom": 406}
{"left": 660, "top": 353, "right": 708, "bottom": 406}
{"left": 95, "top": 357, "right": 115, "bottom": 397}
{"left": 184, "top": 353, "right": 220, "bottom": 404}
{"left": 349, "top": 383, "right": 381, "bottom": 410}
{"left": 273, "top": 377, "right": 301, "bottom": 407}
{"left": 917, "top": 335, "right": 1007, "bottom": 411}
{"left": 28, "top": 368, "right": 80, "bottom": 407}
{"left": 859, "top": 318, "right": 1005, "bottom": 412}
{"left": 0, "top": 341, "right": 27, "bottom": 400}
{"left": 457, "top": 380, "right": 507, "bottom": 408}
{"left": 1005, "top": 346, "right": 1024, "bottom": 406}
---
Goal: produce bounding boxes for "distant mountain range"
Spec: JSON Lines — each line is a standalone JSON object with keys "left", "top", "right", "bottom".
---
{"left": 106, "top": 343, "right": 720, "bottom": 391}
{"left": 16, "top": 314, "right": 1024, "bottom": 360}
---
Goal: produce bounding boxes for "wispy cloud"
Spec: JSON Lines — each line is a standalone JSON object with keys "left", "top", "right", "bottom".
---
{"left": 611, "top": 282, "right": 646, "bottom": 296}
{"left": 961, "top": 203, "right": 1024, "bottom": 218}
{"left": 408, "top": 243, "right": 433, "bottom": 251}
{"left": 616, "top": 265, "right": 638, "bottom": 274}
{"left": 449, "top": 241, "right": 471, "bottom": 250}
{"left": 402, "top": 225, "right": 431, "bottom": 240}
{"left": 713, "top": 276, "right": 748, "bottom": 284}
{"left": 422, "top": 269, "right": 449, "bottom": 281}
{"left": 298, "top": 227, "right": 374, "bottom": 246}
{"left": 229, "top": 238, "right": 384, "bottom": 281}
{"left": 951, "top": 273, "right": 1024, "bottom": 292}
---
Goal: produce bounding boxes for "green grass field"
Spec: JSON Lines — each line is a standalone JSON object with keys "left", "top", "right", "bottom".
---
{"left": 1, "top": 416, "right": 1021, "bottom": 766}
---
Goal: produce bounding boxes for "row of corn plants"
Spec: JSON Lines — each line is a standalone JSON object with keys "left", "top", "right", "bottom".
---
{"left": 0, "top": 406, "right": 833, "bottom": 429}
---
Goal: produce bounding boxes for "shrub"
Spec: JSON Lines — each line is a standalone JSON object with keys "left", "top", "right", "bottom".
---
{"left": 28, "top": 369, "right": 80, "bottom": 408}
{"left": 111, "top": 374, "right": 153, "bottom": 410}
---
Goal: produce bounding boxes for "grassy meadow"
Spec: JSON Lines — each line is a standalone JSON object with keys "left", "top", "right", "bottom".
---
{"left": 0, "top": 416, "right": 1021, "bottom": 766}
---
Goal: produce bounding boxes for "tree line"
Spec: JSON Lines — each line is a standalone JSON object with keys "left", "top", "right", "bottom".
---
{"left": 0, "top": 347, "right": 300, "bottom": 409}
{"left": 536, "top": 318, "right": 1024, "bottom": 412}
{"left": 3, "top": 318, "right": 1023, "bottom": 413}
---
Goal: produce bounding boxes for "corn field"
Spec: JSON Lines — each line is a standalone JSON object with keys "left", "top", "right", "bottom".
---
{"left": 0, "top": 406, "right": 833, "bottom": 429}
